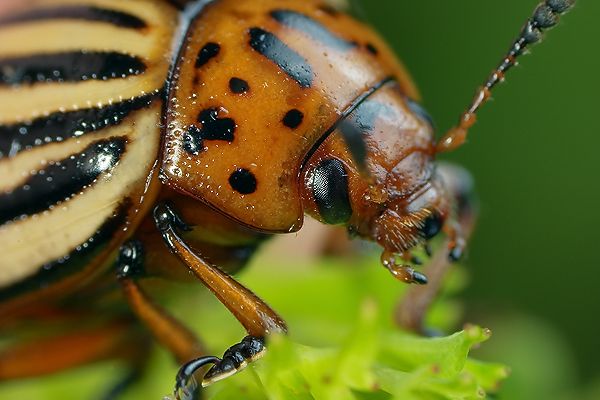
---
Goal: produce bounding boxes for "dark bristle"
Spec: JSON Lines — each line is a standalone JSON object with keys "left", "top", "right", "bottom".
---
{"left": 547, "top": 0, "right": 575, "bottom": 13}
{"left": 533, "top": 4, "right": 559, "bottom": 28}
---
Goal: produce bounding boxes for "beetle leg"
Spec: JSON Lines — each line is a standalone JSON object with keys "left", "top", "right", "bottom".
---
{"left": 172, "top": 336, "right": 265, "bottom": 392}
{"left": 381, "top": 251, "right": 428, "bottom": 285}
{"left": 0, "top": 318, "right": 145, "bottom": 380}
{"left": 201, "top": 336, "right": 265, "bottom": 386}
{"left": 152, "top": 202, "right": 287, "bottom": 388}
{"left": 172, "top": 356, "right": 219, "bottom": 400}
{"left": 116, "top": 240, "right": 205, "bottom": 364}
{"left": 396, "top": 164, "right": 477, "bottom": 333}
{"left": 445, "top": 220, "right": 467, "bottom": 263}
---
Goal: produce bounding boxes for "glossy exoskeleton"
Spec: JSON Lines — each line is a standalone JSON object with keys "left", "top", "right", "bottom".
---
{"left": 0, "top": 0, "right": 574, "bottom": 398}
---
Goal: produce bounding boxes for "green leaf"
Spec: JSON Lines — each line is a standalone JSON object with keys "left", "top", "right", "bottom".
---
{"left": 0, "top": 257, "right": 508, "bottom": 400}
{"left": 200, "top": 301, "right": 507, "bottom": 400}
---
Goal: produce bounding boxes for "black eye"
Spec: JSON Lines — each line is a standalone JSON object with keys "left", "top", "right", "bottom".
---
{"left": 421, "top": 213, "right": 443, "bottom": 239}
{"left": 310, "top": 159, "right": 352, "bottom": 225}
{"left": 405, "top": 98, "right": 435, "bottom": 129}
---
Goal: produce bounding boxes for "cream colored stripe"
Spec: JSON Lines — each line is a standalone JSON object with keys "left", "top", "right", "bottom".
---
{"left": 0, "top": 0, "right": 177, "bottom": 124}
{"left": 0, "top": 22, "right": 156, "bottom": 57}
{"left": 0, "top": 106, "right": 154, "bottom": 191}
{"left": 26, "top": 0, "right": 177, "bottom": 26}
{"left": 0, "top": 104, "right": 161, "bottom": 288}
{"left": 0, "top": 70, "right": 165, "bottom": 123}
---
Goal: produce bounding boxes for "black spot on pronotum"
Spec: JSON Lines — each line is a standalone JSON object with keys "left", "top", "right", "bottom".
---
{"left": 196, "top": 42, "right": 220, "bottom": 68}
{"left": 0, "top": 5, "right": 147, "bottom": 29}
{"left": 338, "top": 119, "right": 368, "bottom": 173}
{"left": 249, "top": 27, "right": 313, "bottom": 88}
{"left": 282, "top": 109, "right": 304, "bottom": 129}
{"left": 229, "top": 77, "right": 249, "bottom": 94}
{"left": 0, "top": 51, "right": 146, "bottom": 86}
{"left": 197, "top": 109, "right": 236, "bottom": 141}
{"left": 365, "top": 43, "right": 378, "bottom": 55}
{"left": 0, "top": 138, "right": 126, "bottom": 225}
{"left": 229, "top": 168, "right": 257, "bottom": 195}
{"left": 184, "top": 108, "right": 236, "bottom": 155}
{"left": 182, "top": 128, "right": 202, "bottom": 156}
{"left": 349, "top": 100, "right": 396, "bottom": 133}
{"left": 270, "top": 9, "right": 354, "bottom": 51}
{"left": 336, "top": 100, "right": 396, "bottom": 172}
{"left": 310, "top": 159, "right": 352, "bottom": 225}
{"left": 0, "top": 93, "right": 156, "bottom": 159}
{"left": 299, "top": 77, "right": 394, "bottom": 174}
{"left": 421, "top": 213, "right": 443, "bottom": 240}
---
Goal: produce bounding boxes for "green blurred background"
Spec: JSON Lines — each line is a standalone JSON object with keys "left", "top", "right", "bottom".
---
{"left": 356, "top": 0, "right": 599, "bottom": 396}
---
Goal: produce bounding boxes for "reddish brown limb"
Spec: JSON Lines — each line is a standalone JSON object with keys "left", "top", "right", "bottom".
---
{"left": 0, "top": 319, "right": 142, "bottom": 380}
{"left": 395, "top": 221, "right": 475, "bottom": 333}
{"left": 153, "top": 203, "right": 287, "bottom": 338}
{"left": 152, "top": 202, "right": 287, "bottom": 393}
{"left": 396, "top": 164, "right": 477, "bottom": 332}
{"left": 437, "top": 0, "right": 575, "bottom": 153}
{"left": 395, "top": 239, "right": 454, "bottom": 333}
{"left": 116, "top": 241, "right": 204, "bottom": 364}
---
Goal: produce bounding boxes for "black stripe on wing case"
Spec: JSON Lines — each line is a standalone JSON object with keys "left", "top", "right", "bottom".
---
{"left": 0, "top": 93, "right": 155, "bottom": 159}
{"left": 0, "top": 138, "right": 126, "bottom": 225}
{"left": 249, "top": 27, "right": 313, "bottom": 88}
{"left": 0, "top": 5, "right": 147, "bottom": 29}
{"left": 0, "top": 51, "right": 147, "bottom": 86}
{"left": 270, "top": 9, "right": 355, "bottom": 51}
{"left": 0, "top": 200, "right": 130, "bottom": 302}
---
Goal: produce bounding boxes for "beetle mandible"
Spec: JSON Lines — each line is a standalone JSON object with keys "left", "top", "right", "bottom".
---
{"left": 0, "top": 0, "right": 574, "bottom": 397}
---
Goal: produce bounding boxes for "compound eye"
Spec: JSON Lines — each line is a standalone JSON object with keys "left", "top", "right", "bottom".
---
{"left": 421, "top": 212, "right": 443, "bottom": 239}
{"left": 309, "top": 159, "right": 353, "bottom": 225}
{"left": 405, "top": 98, "right": 435, "bottom": 130}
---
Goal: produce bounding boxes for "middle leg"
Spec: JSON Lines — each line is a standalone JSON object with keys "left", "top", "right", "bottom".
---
{"left": 152, "top": 202, "right": 287, "bottom": 390}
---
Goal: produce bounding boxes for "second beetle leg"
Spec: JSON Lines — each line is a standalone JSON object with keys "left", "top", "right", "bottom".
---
{"left": 202, "top": 336, "right": 265, "bottom": 386}
{"left": 174, "top": 336, "right": 266, "bottom": 392}
{"left": 153, "top": 202, "right": 287, "bottom": 389}
{"left": 116, "top": 240, "right": 205, "bottom": 364}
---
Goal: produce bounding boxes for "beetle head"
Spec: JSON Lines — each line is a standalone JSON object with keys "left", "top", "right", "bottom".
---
{"left": 300, "top": 81, "right": 469, "bottom": 282}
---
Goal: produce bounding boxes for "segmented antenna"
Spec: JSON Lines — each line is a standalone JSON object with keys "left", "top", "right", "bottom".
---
{"left": 436, "top": 0, "right": 575, "bottom": 153}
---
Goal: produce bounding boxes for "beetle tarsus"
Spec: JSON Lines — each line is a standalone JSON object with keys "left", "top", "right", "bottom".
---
{"left": 448, "top": 240, "right": 465, "bottom": 262}
{"left": 424, "top": 243, "right": 433, "bottom": 257}
{"left": 115, "top": 240, "right": 145, "bottom": 280}
{"left": 444, "top": 220, "right": 467, "bottom": 263}
{"left": 386, "top": 264, "right": 428, "bottom": 285}
{"left": 173, "top": 356, "right": 220, "bottom": 400}
{"left": 171, "top": 336, "right": 265, "bottom": 397}
{"left": 202, "top": 336, "right": 266, "bottom": 387}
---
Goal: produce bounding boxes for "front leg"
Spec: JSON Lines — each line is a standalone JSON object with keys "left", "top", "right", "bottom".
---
{"left": 153, "top": 202, "right": 287, "bottom": 392}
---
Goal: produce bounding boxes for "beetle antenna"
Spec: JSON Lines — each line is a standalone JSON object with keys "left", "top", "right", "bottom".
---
{"left": 436, "top": 0, "right": 575, "bottom": 153}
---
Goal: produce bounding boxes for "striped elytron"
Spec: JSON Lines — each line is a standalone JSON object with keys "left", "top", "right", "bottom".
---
{"left": 0, "top": 0, "right": 574, "bottom": 397}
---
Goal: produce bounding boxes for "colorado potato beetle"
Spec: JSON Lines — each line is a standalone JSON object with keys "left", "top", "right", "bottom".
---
{"left": 0, "top": 0, "right": 574, "bottom": 398}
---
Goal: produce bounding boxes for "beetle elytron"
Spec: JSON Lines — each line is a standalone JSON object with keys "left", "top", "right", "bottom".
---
{"left": 0, "top": 0, "right": 574, "bottom": 398}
